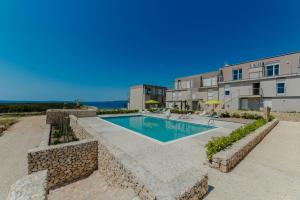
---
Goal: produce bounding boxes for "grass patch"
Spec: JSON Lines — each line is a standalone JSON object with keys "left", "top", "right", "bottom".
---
{"left": 205, "top": 118, "right": 269, "bottom": 161}
{"left": 0, "top": 117, "right": 18, "bottom": 128}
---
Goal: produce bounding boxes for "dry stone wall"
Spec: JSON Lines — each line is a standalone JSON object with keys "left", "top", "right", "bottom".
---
{"left": 28, "top": 139, "right": 98, "bottom": 189}
{"left": 210, "top": 119, "right": 279, "bottom": 172}
{"left": 46, "top": 109, "right": 96, "bottom": 125}
{"left": 69, "top": 115, "right": 93, "bottom": 140}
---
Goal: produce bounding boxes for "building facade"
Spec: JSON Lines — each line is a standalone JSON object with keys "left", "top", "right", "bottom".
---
{"left": 166, "top": 51, "right": 300, "bottom": 112}
{"left": 128, "top": 84, "right": 167, "bottom": 110}
{"left": 166, "top": 71, "right": 219, "bottom": 110}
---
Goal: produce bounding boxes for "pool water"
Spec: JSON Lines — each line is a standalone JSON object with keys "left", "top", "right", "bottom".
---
{"left": 101, "top": 115, "right": 216, "bottom": 143}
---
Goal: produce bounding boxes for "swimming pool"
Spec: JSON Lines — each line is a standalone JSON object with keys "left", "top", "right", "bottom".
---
{"left": 100, "top": 115, "right": 216, "bottom": 143}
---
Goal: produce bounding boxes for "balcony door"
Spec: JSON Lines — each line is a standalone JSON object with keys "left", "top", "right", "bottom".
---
{"left": 252, "top": 82, "right": 260, "bottom": 95}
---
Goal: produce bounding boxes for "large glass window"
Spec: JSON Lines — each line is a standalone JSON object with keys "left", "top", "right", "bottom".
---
{"left": 276, "top": 82, "right": 285, "bottom": 94}
{"left": 265, "top": 64, "right": 280, "bottom": 77}
{"left": 232, "top": 69, "right": 242, "bottom": 80}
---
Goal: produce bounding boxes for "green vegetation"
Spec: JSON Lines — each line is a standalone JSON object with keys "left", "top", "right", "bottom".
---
{"left": 170, "top": 109, "right": 195, "bottom": 114}
{"left": 220, "top": 111, "right": 263, "bottom": 120}
{"left": 205, "top": 118, "right": 268, "bottom": 161}
{"left": 50, "top": 117, "right": 78, "bottom": 145}
{"left": 0, "top": 102, "right": 80, "bottom": 113}
{"left": 97, "top": 109, "right": 138, "bottom": 115}
{"left": 0, "top": 117, "right": 18, "bottom": 128}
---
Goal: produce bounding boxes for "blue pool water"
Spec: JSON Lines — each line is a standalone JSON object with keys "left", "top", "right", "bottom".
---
{"left": 101, "top": 115, "right": 216, "bottom": 142}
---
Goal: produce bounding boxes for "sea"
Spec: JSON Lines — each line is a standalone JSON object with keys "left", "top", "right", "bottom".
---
{"left": 0, "top": 100, "right": 128, "bottom": 109}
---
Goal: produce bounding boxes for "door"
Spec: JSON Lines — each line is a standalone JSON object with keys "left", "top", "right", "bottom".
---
{"left": 240, "top": 99, "right": 249, "bottom": 110}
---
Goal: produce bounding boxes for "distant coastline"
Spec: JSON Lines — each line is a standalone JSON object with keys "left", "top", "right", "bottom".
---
{"left": 0, "top": 100, "right": 128, "bottom": 109}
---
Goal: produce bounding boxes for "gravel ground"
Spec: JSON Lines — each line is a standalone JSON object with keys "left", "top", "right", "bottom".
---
{"left": 0, "top": 116, "right": 45, "bottom": 200}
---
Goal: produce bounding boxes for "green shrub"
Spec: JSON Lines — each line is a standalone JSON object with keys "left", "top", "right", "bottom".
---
{"left": 96, "top": 109, "right": 138, "bottom": 115}
{"left": 170, "top": 109, "right": 195, "bottom": 114}
{"left": 53, "top": 130, "right": 64, "bottom": 138}
{"left": 205, "top": 118, "right": 267, "bottom": 161}
{"left": 52, "top": 140, "right": 61, "bottom": 145}
{"left": 220, "top": 111, "right": 230, "bottom": 118}
{"left": 0, "top": 103, "right": 80, "bottom": 113}
{"left": 231, "top": 112, "right": 241, "bottom": 118}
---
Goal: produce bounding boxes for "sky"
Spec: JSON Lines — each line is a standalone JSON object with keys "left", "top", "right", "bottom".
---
{"left": 0, "top": 0, "right": 299, "bottom": 101}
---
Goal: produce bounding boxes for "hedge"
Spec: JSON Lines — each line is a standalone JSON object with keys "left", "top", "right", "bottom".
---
{"left": 97, "top": 109, "right": 138, "bottom": 115}
{"left": 205, "top": 118, "right": 268, "bottom": 161}
{"left": 220, "top": 111, "right": 263, "bottom": 120}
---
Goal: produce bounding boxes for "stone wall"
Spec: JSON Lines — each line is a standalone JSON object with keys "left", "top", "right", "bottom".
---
{"left": 39, "top": 124, "right": 51, "bottom": 147}
{"left": 97, "top": 135, "right": 208, "bottom": 200}
{"left": 228, "top": 110, "right": 300, "bottom": 122}
{"left": 46, "top": 109, "right": 96, "bottom": 125}
{"left": 69, "top": 115, "right": 93, "bottom": 140}
{"left": 28, "top": 139, "right": 98, "bottom": 189}
{"left": 7, "top": 170, "right": 48, "bottom": 200}
{"left": 210, "top": 119, "right": 279, "bottom": 172}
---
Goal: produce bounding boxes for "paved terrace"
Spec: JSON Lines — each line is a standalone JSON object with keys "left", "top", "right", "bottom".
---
{"left": 73, "top": 114, "right": 242, "bottom": 199}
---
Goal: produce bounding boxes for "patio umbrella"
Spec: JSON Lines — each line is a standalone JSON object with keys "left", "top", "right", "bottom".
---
{"left": 205, "top": 100, "right": 223, "bottom": 105}
{"left": 205, "top": 100, "right": 223, "bottom": 112}
{"left": 145, "top": 100, "right": 160, "bottom": 104}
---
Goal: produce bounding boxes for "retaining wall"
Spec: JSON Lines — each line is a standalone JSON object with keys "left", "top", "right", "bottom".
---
{"left": 46, "top": 109, "right": 96, "bottom": 125}
{"left": 28, "top": 139, "right": 98, "bottom": 189}
{"left": 210, "top": 119, "right": 279, "bottom": 172}
{"left": 69, "top": 115, "right": 93, "bottom": 140}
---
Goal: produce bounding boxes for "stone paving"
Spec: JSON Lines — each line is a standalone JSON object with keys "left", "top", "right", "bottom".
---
{"left": 0, "top": 116, "right": 45, "bottom": 200}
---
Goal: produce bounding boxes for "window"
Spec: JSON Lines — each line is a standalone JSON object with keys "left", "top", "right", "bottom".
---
{"left": 265, "top": 64, "right": 280, "bottom": 77}
{"left": 225, "top": 85, "right": 230, "bottom": 96}
{"left": 186, "top": 80, "right": 192, "bottom": 89}
{"left": 203, "top": 78, "right": 211, "bottom": 87}
{"left": 203, "top": 77, "right": 217, "bottom": 87}
{"left": 232, "top": 69, "right": 242, "bottom": 80}
{"left": 207, "top": 89, "right": 214, "bottom": 100}
{"left": 172, "top": 92, "right": 176, "bottom": 99}
{"left": 276, "top": 83, "right": 285, "bottom": 94}
{"left": 145, "top": 88, "right": 152, "bottom": 94}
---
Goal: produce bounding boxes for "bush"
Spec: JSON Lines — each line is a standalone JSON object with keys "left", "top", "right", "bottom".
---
{"left": 0, "top": 103, "right": 80, "bottom": 113}
{"left": 170, "top": 109, "right": 195, "bottom": 114}
{"left": 97, "top": 109, "right": 138, "bottom": 115}
{"left": 220, "top": 111, "right": 230, "bottom": 118}
{"left": 219, "top": 111, "right": 264, "bottom": 120}
{"left": 205, "top": 118, "right": 267, "bottom": 161}
{"left": 231, "top": 112, "right": 241, "bottom": 118}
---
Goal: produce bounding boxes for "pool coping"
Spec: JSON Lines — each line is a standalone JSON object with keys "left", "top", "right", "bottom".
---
{"left": 98, "top": 114, "right": 221, "bottom": 145}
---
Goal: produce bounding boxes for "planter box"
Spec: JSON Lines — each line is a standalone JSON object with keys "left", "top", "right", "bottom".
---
{"left": 210, "top": 119, "right": 279, "bottom": 172}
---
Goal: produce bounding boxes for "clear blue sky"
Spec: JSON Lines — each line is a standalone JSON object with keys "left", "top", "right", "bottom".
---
{"left": 0, "top": 0, "right": 299, "bottom": 101}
